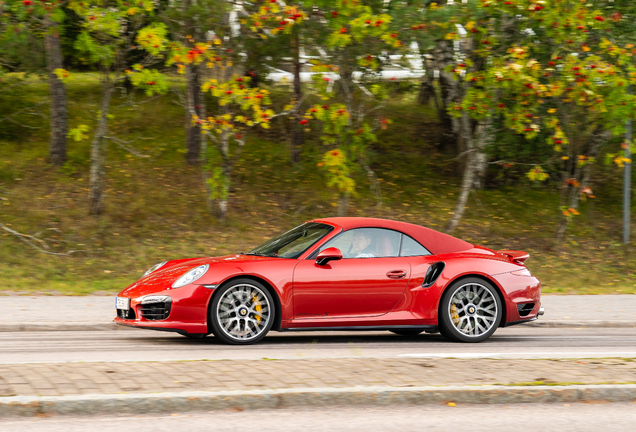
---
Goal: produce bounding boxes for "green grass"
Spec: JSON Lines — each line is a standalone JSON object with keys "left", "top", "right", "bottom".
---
{"left": 1, "top": 74, "right": 636, "bottom": 295}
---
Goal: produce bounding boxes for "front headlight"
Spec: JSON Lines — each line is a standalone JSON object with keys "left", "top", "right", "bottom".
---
{"left": 143, "top": 261, "right": 167, "bottom": 277}
{"left": 172, "top": 264, "right": 209, "bottom": 288}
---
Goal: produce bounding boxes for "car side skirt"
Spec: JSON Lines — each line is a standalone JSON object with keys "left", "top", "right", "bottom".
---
{"left": 280, "top": 325, "right": 437, "bottom": 332}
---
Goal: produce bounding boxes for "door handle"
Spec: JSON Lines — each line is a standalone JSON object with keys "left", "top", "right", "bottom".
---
{"left": 386, "top": 270, "right": 407, "bottom": 279}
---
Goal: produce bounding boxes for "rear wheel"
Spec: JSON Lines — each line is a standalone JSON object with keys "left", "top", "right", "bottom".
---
{"left": 438, "top": 278, "right": 502, "bottom": 343}
{"left": 209, "top": 279, "right": 274, "bottom": 345}
{"left": 389, "top": 329, "right": 424, "bottom": 337}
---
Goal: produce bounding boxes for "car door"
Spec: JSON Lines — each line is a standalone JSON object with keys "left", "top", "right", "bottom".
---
{"left": 292, "top": 228, "right": 411, "bottom": 319}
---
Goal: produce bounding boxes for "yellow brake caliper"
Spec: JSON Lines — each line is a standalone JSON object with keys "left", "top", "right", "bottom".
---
{"left": 253, "top": 296, "right": 262, "bottom": 322}
{"left": 450, "top": 304, "right": 460, "bottom": 325}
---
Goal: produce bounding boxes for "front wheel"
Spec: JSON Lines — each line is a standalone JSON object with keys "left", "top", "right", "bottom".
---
{"left": 438, "top": 278, "right": 502, "bottom": 343}
{"left": 209, "top": 279, "right": 275, "bottom": 345}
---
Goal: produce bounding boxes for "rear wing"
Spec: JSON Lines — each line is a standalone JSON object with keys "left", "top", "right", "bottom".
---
{"left": 498, "top": 250, "right": 530, "bottom": 265}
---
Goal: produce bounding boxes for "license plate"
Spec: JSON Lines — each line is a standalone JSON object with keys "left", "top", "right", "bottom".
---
{"left": 116, "top": 297, "right": 130, "bottom": 310}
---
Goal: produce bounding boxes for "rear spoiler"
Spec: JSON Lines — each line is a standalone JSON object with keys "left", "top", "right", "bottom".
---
{"left": 498, "top": 250, "right": 530, "bottom": 265}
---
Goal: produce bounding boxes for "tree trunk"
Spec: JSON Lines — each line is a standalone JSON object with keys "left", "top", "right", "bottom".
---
{"left": 89, "top": 76, "right": 113, "bottom": 216}
{"left": 185, "top": 63, "right": 201, "bottom": 165}
{"left": 417, "top": 66, "right": 436, "bottom": 106}
{"left": 556, "top": 128, "right": 611, "bottom": 241}
{"left": 430, "top": 40, "right": 460, "bottom": 154}
{"left": 289, "top": 30, "right": 303, "bottom": 164}
{"left": 44, "top": 14, "right": 68, "bottom": 166}
{"left": 216, "top": 162, "right": 230, "bottom": 220}
{"left": 337, "top": 193, "right": 350, "bottom": 217}
{"left": 446, "top": 113, "right": 493, "bottom": 234}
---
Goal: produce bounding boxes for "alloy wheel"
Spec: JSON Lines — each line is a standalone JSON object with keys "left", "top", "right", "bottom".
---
{"left": 447, "top": 282, "right": 498, "bottom": 338}
{"left": 215, "top": 283, "right": 272, "bottom": 342}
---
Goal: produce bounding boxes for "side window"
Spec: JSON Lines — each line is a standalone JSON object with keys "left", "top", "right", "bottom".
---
{"left": 399, "top": 234, "right": 431, "bottom": 257}
{"left": 318, "top": 228, "right": 401, "bottom": 258}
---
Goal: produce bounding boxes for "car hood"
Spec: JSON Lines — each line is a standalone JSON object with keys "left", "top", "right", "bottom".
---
{"left": 118, "top": 254, "right": 281, "bottom": 297}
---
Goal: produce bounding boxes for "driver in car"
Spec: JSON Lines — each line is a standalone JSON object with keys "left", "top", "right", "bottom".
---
{"left": 352, "top": 230, "right": 376, "bottom": 258}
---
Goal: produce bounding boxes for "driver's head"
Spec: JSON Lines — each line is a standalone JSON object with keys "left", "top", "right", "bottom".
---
{"left": 352, "top": 230, "right": 371, "bottom": 254}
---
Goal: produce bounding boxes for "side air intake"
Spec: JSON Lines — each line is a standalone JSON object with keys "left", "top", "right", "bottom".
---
{"left": 517, "top": 303, "right": 535, "bottom": 317}
{"left": 422, "top": 262, "right": 445, "bottom": 288}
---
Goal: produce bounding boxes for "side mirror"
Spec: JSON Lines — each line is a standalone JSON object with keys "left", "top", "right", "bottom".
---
{"left": 316, "top": 247, "right": 343, "bottom": 266}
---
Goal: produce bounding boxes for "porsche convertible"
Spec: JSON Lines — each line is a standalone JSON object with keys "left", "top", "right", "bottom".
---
{"left": 114, "top": 217, "right": 543, "bottom": 344}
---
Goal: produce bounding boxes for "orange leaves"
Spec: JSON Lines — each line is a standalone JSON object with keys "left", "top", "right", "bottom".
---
{"left": 562, "top": 207, "right": 580, "bottom": 217}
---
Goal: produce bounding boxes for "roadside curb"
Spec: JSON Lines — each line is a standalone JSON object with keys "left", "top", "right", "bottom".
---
{"left": 1, "top": 385, "right": 635, "bottom": 417}
{"left": 1, "top": 320, "right": 636, "bottom": 332}
{"left": 0, "top": 323, "right": 121, "bottom": 332}
{"left": 525, "top": 320, "right": 636, "bottom": 328}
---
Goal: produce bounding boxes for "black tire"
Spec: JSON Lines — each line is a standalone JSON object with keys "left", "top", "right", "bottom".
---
{"left": 438, "top": 277, "right": 503, "bottom": 343}
{"left": 389, "top": 329, "right": 424, "bottom": 337}
{"left": 209, "top": 278, "right": 275, "bottom": 345}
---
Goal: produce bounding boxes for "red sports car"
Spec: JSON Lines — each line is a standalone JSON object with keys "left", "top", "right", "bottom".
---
{"left": 114, "top": 217, "right": 543, "bottom": 344}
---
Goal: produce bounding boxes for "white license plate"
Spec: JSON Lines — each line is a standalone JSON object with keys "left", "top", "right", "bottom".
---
{"left": 116, "top": 297, "right": 130, "bottom": 310}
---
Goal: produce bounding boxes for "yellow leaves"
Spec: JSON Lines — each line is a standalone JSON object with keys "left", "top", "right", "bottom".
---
{"left": 321, "top": 148, "right": 355, "bottom": 195}
{"left": 213, "top": 38, "right": 221, "bottom": 45}
{"left": 53, "top": 68, "right": 70, "bottom": 81}
{"left": 444, "top": 33, "right": 456, "bottom": 40}
{"left": 548, "top": 108, "right": 556, "bottom": 114}
{"left": 526, "top": 166, "right": 549, "bottom": 182}
{"left": 561, "top": 156, "right": 569, "bottom": 160}
{"left": 177, "top": 64, "right": 185, "bottom": 74}
{"left": 127, "top": 7, "right": 137, "bottom": 16}
{"left": 614, "top": 156, "right": 632, "bottom": 167}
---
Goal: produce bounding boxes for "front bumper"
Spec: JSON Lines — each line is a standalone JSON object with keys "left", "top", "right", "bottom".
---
{"left": 113, "top": 284, "right": 214, "bottom": 335}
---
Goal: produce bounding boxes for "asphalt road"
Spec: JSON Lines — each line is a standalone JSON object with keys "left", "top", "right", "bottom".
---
{"left": 1, "top": 326, "right": 635, "bottom": 364}
{"left": 1, "top": 403, "right": 635, "bottom": 432}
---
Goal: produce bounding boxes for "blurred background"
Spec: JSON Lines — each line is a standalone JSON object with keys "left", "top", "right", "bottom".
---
{"left": 1, "top": 0, "right": 635, "bottom": 296}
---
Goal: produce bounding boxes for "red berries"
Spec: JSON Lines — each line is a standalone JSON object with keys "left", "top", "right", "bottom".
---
{"left": 299, "top": 119, "right": 308, "bottom": 125}
{"left": 322, "top": 105, "right": 329, "bottom": 109}
{"left": 340, "top": 28, "right": 347, "bottom": 33}
{"left": 594, "top": 16, "right": 605, "bottom": 21}
{"left": 22, "top": 0, "right": 32, "bottom": 5}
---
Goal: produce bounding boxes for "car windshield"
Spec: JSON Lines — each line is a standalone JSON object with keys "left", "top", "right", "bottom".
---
{"left": 247, "top": 222, "right": 334, "bottom": 259}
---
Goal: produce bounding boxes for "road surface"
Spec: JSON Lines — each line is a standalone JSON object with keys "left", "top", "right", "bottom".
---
{"left": 1, "top": 326, "right": 634, "bottom": 364}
